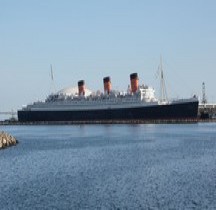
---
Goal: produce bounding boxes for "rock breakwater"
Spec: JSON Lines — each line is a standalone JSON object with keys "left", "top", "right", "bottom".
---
{"left": 0, "top": 132, "right": 18, "bottom": 149}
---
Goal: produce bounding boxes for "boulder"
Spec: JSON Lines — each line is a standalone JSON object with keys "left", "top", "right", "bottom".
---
{"left": 0, "top": 132, "right": 18, "bottom": 149}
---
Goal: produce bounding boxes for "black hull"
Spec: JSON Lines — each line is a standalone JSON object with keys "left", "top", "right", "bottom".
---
{"left": 18, "top": 101, "right": 199, "bottom": 123}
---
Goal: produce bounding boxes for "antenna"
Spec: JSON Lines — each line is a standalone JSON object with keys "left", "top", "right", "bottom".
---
{"left": 50, "top": 64, "right": 56, "bottom": 94}
{"left": 202, "top": 82, "right": 207, "bottom": 104}
{"left": 159, "top": 56, "right": 168, "bottom": 103}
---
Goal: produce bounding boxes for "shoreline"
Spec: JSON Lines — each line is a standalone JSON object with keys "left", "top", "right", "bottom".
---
{"left": 0, "top": 119, "right": 216, "bottom": 125}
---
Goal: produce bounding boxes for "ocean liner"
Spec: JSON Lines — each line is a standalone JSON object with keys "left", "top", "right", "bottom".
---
{"left": 18, "top": 68, "right": 199, "bottom": 123}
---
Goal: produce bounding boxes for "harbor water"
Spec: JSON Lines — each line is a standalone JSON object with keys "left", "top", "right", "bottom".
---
{"left": 0, "top": 123, "right": 216, "bottom": 209}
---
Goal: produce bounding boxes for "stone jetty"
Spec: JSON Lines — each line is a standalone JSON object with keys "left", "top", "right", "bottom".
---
{"left": 0, "top": 132, "right": 18, "bottom": 149}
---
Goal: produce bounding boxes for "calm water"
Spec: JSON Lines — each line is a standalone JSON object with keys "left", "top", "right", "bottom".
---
{"left": 0, "top": 123, "right": 216, "bottom": 210}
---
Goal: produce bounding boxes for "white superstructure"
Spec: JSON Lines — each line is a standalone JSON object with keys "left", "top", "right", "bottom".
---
{"left": 23, "top": 85, "right": 159, "bottom": 111}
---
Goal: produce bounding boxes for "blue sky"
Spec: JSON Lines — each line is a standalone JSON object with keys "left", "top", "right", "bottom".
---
{"left": 0, "top": 0, "right": 216, "bottom": 114}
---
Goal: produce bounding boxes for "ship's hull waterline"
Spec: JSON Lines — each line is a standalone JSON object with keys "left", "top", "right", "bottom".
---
{"left": 18, "top": 101, "right": 199, "bottom": 123}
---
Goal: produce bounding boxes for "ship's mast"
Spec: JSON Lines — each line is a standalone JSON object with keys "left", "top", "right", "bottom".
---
{"left": 159, "top": 56, "right": 168, "bottom": 103}
{"left": 50, "top": 64, "right": 56, "bottom": 94}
